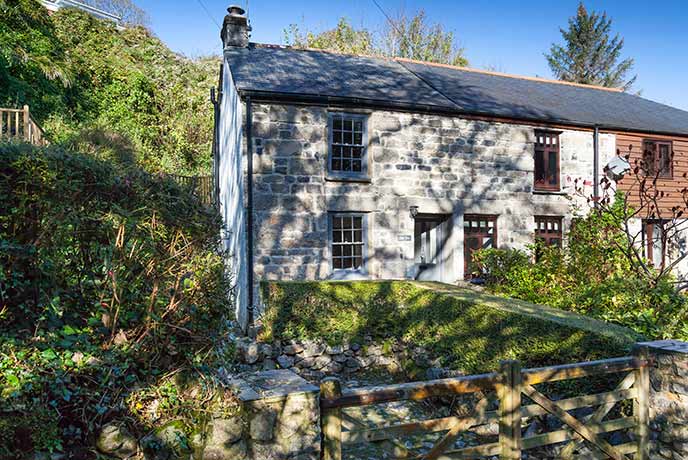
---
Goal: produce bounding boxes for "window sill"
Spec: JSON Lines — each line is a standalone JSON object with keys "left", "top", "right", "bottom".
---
{"left": 329, "top": 270, "right": 369, "bottom": 281}
{"left": 532, "top": 189, "right": 566, "bottom": 196}
{"left": 325, "top": 175, "right": 372, "bottom": 184}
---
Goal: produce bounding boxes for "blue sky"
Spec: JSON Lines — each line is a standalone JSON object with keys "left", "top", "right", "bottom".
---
{"left": 137, "top": 0, "right": 688, "bottom": 110}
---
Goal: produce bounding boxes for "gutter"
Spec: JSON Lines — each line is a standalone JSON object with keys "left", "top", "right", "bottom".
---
{"left": 245, "top": 96, "right": 254, "bottom": 328}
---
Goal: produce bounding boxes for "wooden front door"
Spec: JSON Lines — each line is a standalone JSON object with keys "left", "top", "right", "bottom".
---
{"left": 463, "top": 214, "right": 497, "bottom": 278}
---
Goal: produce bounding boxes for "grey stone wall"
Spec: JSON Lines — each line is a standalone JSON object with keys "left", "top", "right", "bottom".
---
{"left": 640, "top": 340, "right": 688, "bottom": 460}
{"left": 248, "top": 102, "right": 615, "bottom": 305}
{"left": 96, "top": 370, "right": 320, "bottom": 460}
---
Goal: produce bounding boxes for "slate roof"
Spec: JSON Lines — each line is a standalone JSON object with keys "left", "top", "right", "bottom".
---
{"left": 225, "top": 44, "right": 688, "bottom": 136}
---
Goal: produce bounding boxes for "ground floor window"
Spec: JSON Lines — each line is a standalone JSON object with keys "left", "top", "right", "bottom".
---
{"left": 464, "top": 214, "right": 497, "bottom": 278}
{"left": 643, "top": 220, "right": 666, "bottom": 268}
{"left": 535, "top": 216, "right": 563, "bottom": 247}
{"left": 330, "top": 213, "right": 366, "bottom": 271}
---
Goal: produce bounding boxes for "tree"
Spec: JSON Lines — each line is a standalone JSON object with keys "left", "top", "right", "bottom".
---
{"left": 83, "top": 0, "right": 149, "bottom": 26}
{"left": 284, "top": 11, "right": 468, "bottom": 67}
{"left": 380, "top": 9, "right": 467, "bottom": 66}
{"left": 283, "top": 18, "right": 374, "bottom": 55}
{"left": 545, "top": 3, "right": 635, "bottom": 91}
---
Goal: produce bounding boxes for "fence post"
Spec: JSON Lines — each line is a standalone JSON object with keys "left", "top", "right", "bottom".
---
{"left": 633, "top": 345, "right": 650, "bottom": 460}
{"left": 499, "top": 360, "right": 522, "bottom": 460}
{"left": 320, "top": 377, "right": 342, "bottom": 460}
{"left": 22, "top": 105, "right": 30, "bottom": 142}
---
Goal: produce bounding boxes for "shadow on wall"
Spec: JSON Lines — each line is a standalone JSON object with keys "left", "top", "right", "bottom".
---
{"left": 248, "top": 78, "right": 575, "bottom": 313}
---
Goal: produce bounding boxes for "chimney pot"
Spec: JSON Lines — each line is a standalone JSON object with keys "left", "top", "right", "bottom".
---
{"left": 221, "top": 4, "right": 251, "bottom": 48}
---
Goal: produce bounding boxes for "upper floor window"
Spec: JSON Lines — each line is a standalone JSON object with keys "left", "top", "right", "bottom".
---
{"left": 329, "top": 113, "right": 367, "bottom": 177}
{"left": 330, "top": 213, "right": 367, "bottom": 272}
{"left": 534, "top": 131, "right": 560, "bottom": 191}
{"left": 643, "top": 140, "right": 672, "bottom": 178}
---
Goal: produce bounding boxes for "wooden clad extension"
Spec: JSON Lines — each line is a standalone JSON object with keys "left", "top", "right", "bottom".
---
{"left": 612, "top": 130, "right": 688, "bottom": 213}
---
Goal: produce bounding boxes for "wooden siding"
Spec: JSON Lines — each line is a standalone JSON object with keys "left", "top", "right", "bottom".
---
{"left": 611, "top": 130, "right": 688, "bottom": 214}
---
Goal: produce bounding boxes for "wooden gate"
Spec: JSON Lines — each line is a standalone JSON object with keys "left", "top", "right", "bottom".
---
{"left": 320, "top": 348, "right": 650, "bottom": 460}
{"left": 0, "top": 106, "right": 47, "bottom": 146}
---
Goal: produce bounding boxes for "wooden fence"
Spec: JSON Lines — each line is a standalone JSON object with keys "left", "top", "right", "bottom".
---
{"left": 169, "top": 174, "right": 214, "bottom": 206}
{"left": 320, "top": 349, "right": 650, "bottom": 460}
{"left": 0, "top": 106, "right": 47, "bottom": 146}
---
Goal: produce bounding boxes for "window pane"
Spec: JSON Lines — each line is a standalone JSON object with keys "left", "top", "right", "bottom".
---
{"left": 660, "top": 144, "right": 671, "bottom": 175}
{"left": 333, "top": 257, "right": 342, "bottom": 269}
{"left": 548, "top": 151, "right": 558, "bottom": 185}
{"left": 354, "top": 132, "right": 363, "bottom": 145}
{"left": 342, "top": 159, "right": 350, "bottom": 171}
{"left": 333, "top": 245, "right": 342, "bottom": 256}
{"left": 354, "top": 257, "right": 363, "bottom": 269}
{"left": 352, "top": 160, "right": 362, "bottom": 172}
{"left": 343, "top": 131, "right": 353, "bottom": 144}
{"left": 342, "top": 258, "right": 353, "bottom": 269}
{"left": 354, "top": 230, "right": 362, "bottom": 242}
{"left": 333, "top": 118, "right": 342, "bottom": 130}
{"left": 333, "top": 231, "right": 342, "bottom": 243}
{"left": 342, "top": 147, "right": 352, "bottom": 158}
{"left": 344, "top": 230, "right": 353, "bottom": 242}
{"left": 354, "top": 120, "right": 363, "bottom": 132}
{"left": 331, "top": 159, "right": 341, "bottom": 171}
{"left": 535, "top": 150, "right": 545, "bottom": 183}
{"left": 344, "top": 119, "right": 353, "bottom": 131}
{"left": 353, "top": 217, "right": 362, "bottom": 229}
{"left": 333, "top": 131, "right": 343, "bottom": 144}
{"left": 343, "top": 246, "right": 353, "bottom": 257}
{"left": 354, "top": 245, "right": 362, "bottom": 256}
{"left": 352, "top": 147, "right": 363, "bottom": 158}
{"left": 333, "top": 217, "right": 342, "bottom": 229}
{"left": 333, "top": 145, "right": 342, "bottom": 158}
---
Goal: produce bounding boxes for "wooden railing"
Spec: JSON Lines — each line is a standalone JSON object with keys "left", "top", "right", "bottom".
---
{"left": 320, "top": 348, "right": 650, "bottom": 460}
{"left": 0, "top": 105, "right": 47, "bottom": 146}
{"left": 169, "top": 174, "right": 214, "bottom": 206}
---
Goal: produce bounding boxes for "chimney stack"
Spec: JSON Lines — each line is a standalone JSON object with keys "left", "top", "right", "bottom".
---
{"left": 221, "top": 5, "right": 251, "bottom": 48}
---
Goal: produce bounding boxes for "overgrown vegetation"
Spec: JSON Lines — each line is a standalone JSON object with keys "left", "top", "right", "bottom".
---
{"left": 260, "top": 280, "right": 637, "bottom": 375}
{"left": 0, "top": 1, "right": 217, "bottom": 174}
{"left": 284, "top": 10, "right": 468, "bottom": 66}
{"left": 473, "top": 201, "right": 688, "bottom": 341}
{"left": 0, "top": 145, "right": 234, "bottom": 458}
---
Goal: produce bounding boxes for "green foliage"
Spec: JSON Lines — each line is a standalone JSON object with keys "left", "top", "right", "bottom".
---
{"left": 0, "top": 3, "right": 217, "bottom": 174}
{"left": 545, "top": 2, "right": 636, "bottom": 90}
{"left": 0, "top": 145, "right": 232, "bottom": 457}
{"left": 382, "top": 9, "right": 468, "bottom": 67}
{"left": 0, "top": 0, "right": 72, "bottom": 116}
{"left": 260, "top": 281, "right": 634, "bottom": 374}
{"left": 474, "top": 205, "right": 688, "bottom": 341}
{"left": 284, "top": 17, "right": 375, "bottom": 55}
{"left": 284, "top": 11, "right": 468, "bottom": 66}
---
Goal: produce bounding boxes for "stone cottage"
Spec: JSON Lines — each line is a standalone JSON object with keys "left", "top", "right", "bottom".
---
{"left": 215, "top": 6, "right": 688, "bottom": 328}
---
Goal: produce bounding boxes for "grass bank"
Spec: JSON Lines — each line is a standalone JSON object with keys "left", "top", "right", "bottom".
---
{"left": 260, "top": 280, "right": 641, "bottom": 374}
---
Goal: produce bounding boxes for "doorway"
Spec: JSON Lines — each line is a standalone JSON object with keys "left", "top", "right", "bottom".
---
{"left": 463, "top": 214, "right": 498, "bottom": 278}
{"left": 413, "top": 214, "right": 452, "bottom": 281}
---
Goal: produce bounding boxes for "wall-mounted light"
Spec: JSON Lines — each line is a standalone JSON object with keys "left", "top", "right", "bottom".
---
{"left": 409, "top": 206, "right": 419, "bottom": 219}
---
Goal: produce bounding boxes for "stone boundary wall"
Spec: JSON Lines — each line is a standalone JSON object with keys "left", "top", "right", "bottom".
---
{"left": 94, "top": 340, "right": 688, "bottom": 460}
{"left": 232, "top": 334, "right": 449, "bottom": 382}
{"left": 640, "top": 340, "right": 688, "bottom": 460}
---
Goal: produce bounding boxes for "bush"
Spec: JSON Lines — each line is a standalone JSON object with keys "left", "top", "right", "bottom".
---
{"left": 260, "top": 281, "right": 636, "bottom": 375}
{"left": 0, "top": 145, "right": 232, "bottom": 457}
{"left": 473, "top": 205, "right": 688, "bottom": 341}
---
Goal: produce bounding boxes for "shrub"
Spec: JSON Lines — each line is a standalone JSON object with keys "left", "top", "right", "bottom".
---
{"left": 0, "top": 145, "right": 232, "bottom": 457}
{"left": 473, "top": 206, "right": 688, "bottom": 341}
